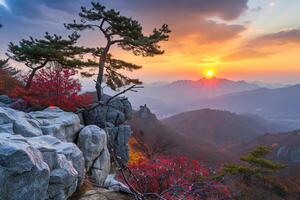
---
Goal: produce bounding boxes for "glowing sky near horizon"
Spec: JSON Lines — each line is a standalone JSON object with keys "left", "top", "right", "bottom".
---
{"left": 1, "top": 0, "right": 300, "bottom": 85}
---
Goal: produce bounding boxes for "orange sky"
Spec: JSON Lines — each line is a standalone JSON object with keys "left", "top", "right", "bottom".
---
{"left": 107, "top": 35, "right": 300, "bottom": 83}
{"left": 1, "top": 0, "right": 300, "bottom": 85}
{"left": 102, "top": 0, "right": 300, "bottom": 84}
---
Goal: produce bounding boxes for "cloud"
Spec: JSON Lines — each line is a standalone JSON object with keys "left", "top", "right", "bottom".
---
{"left": 2, "top": 0, "right": 248, "bottom": 21}
{"left": 196, "top": 20, "right": 246, "bottom": 43}
{"left": 250, "top": 6, "right": 262, "bottom": 12}
{"left": 248, "top": 29, "right": 300, "bottom": 47}
{"left": 222, "top": 29, "right": 300, "bottom": 62}
{"left": 113, "top": 0, "right": 248, "bottom": 20}
{"left": 107, "top": 1, "right": 248, "bottom": 45}
{"left": 0, "top": 0, "right": 249, "bottom": 56}
{"left": 222, "top": 49, "right": 272, "bottom": 62}
{"left": 174, "top": 20, "right": 246, "bottom": 46}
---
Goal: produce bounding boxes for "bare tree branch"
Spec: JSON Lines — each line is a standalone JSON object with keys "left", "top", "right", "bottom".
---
{"left": 106, "top": 84, "right": 143, "bottom": 103}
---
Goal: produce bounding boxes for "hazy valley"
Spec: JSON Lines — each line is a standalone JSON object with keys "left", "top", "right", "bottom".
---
{"left": 127, "top": 78, "right": 300, "bottom": 131}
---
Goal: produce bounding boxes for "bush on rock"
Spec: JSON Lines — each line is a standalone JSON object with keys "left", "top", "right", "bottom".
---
{"left": 12, "top": 64, "right": 92, "bottom": 111}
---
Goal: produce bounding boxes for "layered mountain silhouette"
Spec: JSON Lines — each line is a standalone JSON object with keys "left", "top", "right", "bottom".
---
{"left": 127, "top": 106, "right": 285, "bottom": 165}
{"left": 162, "top": 109, "right": 277, "bottom": 146}
{"left": 127, "top": 77, "right": 260, "bottom": 117}
{"left": 127, "top": 78, "right": 300, "bottom": 130}
{"left": 187, "top": 84, "right": 300, "bottom": 130}
{"left": 127, "top": 106, "right": 234, "bottom": 165}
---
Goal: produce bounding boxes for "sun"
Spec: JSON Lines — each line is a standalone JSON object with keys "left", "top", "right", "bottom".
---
{"left": 204, "top": 70, "right": 215, "bottom": 79}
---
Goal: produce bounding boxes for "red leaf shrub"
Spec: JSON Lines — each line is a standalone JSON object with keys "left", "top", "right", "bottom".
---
{"left": 11, "top": 65, "right": 92, "bottom": 111}
{"left": 119, "top": 156, "right": 230, "bottom": 200}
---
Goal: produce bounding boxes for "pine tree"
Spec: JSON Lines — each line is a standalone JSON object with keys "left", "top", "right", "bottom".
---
{"left": 7, "top": 32, "right": 95, "bottom": 89}
{"left": 65, "top": 2, "right": 171, "bottom": 100}
{"left": 224, "top": 146, "right": 285, "bottom": 183}
{"left": 224, "top": 145, "right": 287, "bottom": 198}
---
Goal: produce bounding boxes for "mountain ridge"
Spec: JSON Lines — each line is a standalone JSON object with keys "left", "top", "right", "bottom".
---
{"left": 127, "top": 77, "right": 261, "bottom": 117}
{"left": 186, "top": 83, "right": 300, "bottom": 129}
{"left": 162, "top": 108, "right": 277, "bottom": 146}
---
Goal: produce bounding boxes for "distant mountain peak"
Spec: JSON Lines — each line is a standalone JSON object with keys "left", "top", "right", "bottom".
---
{"left": 135, "top": 104, "right": 158, "bottom": 122}
{"left": 127, "top": 76, "right": 262, "bottom": 118}
{"left": 168, "top": 77, "right": 259, "bottom": 87}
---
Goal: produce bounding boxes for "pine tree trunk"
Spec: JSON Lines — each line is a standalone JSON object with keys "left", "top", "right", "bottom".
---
{"left": 25, "top": 69, "right": 37, "bottom": 89}
{"left": 96, "top": 59, "right": 104, "bottom": 101}
{"left": 25, "top": 60, "right": 49, "bottom": 89}
{"left": 96, "top": 44, "right": 110, "bottom": 101}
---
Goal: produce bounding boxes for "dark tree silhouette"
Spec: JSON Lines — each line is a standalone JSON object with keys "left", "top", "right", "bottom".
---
{"left": 65, "top": 2, "right": 171, "bottom": 100}
{"left": 7, "top": 32, "right": 95, "bottom": 89}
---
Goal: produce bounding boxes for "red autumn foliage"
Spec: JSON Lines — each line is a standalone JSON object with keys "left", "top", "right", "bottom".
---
{"left": 11, "top": 65, "right": 92, "bottom": 111}
{"left": 119, "top": 156, "right": 230, "bottom": 200}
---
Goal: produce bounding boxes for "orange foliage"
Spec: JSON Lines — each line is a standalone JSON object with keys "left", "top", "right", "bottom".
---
{"left": 128, "top": 137, "right": 145, "bottom": 165}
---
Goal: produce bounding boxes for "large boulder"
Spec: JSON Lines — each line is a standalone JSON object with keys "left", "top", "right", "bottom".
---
{"left": 106, "top": 123, "right": 118, "bottom": 148}
{"left": 104, "top": 174, "right": 131, "bottom": 193}
{"left": 115, "top": 125, "right": 132, "bottom": 163}
{"left": 0, "top": 133, "right": 50, "bottom": 200}
{"left": 77, "top": 125, "right": 111, "bottom": 186}
{"left": 106, "top": 124, "right": 131, "bottom": 163}
{"left": 29, "top": 107, "right": 81, "bottom": 142}
{"left": 106, "top": 109, "right": 126, "bottom": 126}
{"left": 27, "top": 138, "right": 79, "bottom": 199}
{"left": 12, "top": 134, "right": 84, "bottom": 200}
{"left": 106, "top": 97, "right": 132, "bottom": 124}
{"left": 47, "top": 154, "right": 78, "bottom": 200}
{"left": 27, "top": 136, "right": 60, "bottom": 171}
{"left": 56, "top": 142, "right": 85, "bottom": 186}
{"left": 30, "top": 135, "right": 85, "bottom": 187}
{"left": 84, "top": 106, "right": 108, "bottom": 128}
{"left": 84, "top": 96, "right": 133, "bottom": 164}
{"left": 85, "top": 96, "right": 132, "bottom": 129}
{"left": 0, "top": 97, "right": 131, "bottom": 197}
{"left": 0, "top": 106, "right": 42, "bottom": 137}
{"left": 77, "top": 125, "right": 107, "bottom": 171}
{"left": 104, "top": 96, "right": 132, "bottom": 120}
{"left": 91, "top": 147, "right": 111, "bottom": 186}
